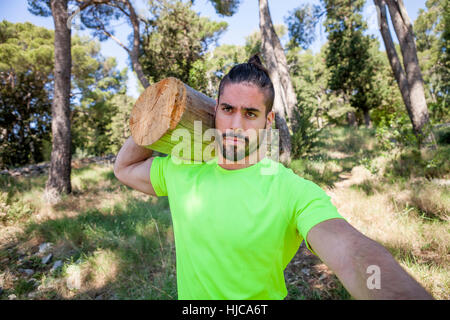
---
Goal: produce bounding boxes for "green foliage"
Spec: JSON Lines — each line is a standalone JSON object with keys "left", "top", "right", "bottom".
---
{"left": 434, "top": 125, "right": 450, "bottom": 145}
{"left": 0, "top": 21, "right": 54, "bottom": 169}
{"left": 351, "top": 179, "right": 381, "bottom": 196}
{"left": 0, "top": 71, "right": 52, "bottom": 169}
{"left": 27, "top": 0, "right": 52, "bottom": 17}
{"left": 289, "top": 158, "right": 339, "bottom": 188}
{"left": 205, "top": 25, "right": 286, "bottom": 97}
{"left": 205, "top": 44, "right": 248, "bottom": 97}
{"left": 322, "top": 0, "right": 381, "bottom": 125}
{"left": 285, "top": 3, "right": 323, "bottom": 50}
{"left": 0, "top": 21, "right": 127, "bottom": 167}
{"left": 375, "top": 114, "right": 419, "bottom": 151}
{"left": 0, "top": 191, "right": 33, "bottom": 224}
{"left": 140, "top": 0, "right": 227, "bottom": 93}
{"left": 70, "top": 36, "right": 127, "bottom": 157}
{"left": 14, "top": 278, "right": 36, "bottom": 296}
{"left": 384, "top": 146, "right": 450, "bottom": 181}
{"left": 107, "top": 94, "right": 136, "bottom": 154}
{"left": 207, "top": 0, "right": 241, "bottom": 16}
{"left": 291, "top": 105, "right": 321, "bottom": 159}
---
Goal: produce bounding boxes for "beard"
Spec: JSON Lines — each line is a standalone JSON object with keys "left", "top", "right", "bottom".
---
{"left": 215, "top": 123, "right": 268, "bottom": 163}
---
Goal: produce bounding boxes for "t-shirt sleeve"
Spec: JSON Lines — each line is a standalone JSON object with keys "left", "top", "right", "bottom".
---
{"left": 292, "top": 178, "right": 346, "bottom": 255}
{"left": 150, "top": 155, "right": 171, "bottom": 197}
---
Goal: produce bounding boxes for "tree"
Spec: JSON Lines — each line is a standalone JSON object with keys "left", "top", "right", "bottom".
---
{"left": 197, "top": 44, "right": 244, "bottom": 98}
{"left": 322, "top": 0, "right": 379, "bottom": 128}
{"left": 258, "top": 0, "right": 297, "bottom": 164}
{"left": 207, "top": 0, "right": 241, "bottom": 16}
{"left": 139, "top": 0, "right": 227, "bottom": 92}
{"left": 0, "top": 72, "right": 52, "bottom": 169}
{"left": 374, "top": 0, "right": 436, "bottom": 147}
{"left": 108, "top": 93, "right": 136, "bottom": 154}
{"left": 0, "top": 21, "right": 126, "bottom": 168}
{"left": 28, "top": 0, "right": 73, "bottom": 202}
{"left": 77, "top": 0, "right": 150, "bottom": 88}
{"left": 285, "top": 3, "right": 323, "bottom": 51}
{"left": 0, "top": 22, "right": 54, "bottom": 169}
{"left": 70, "top": 36, "right": 127, "bottom": 157}
{"left": 287, "top": 48, "right": 324, "bottom": 157}
{"left": 79, "top": 0, "right": 234, "bottom": 90}
{"left": 414, "top": 0, "right": 449, "bottom": 123}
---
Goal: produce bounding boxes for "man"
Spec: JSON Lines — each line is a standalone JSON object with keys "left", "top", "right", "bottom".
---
{"left": 114, "top": 55, "right": 433, "bottom": 300}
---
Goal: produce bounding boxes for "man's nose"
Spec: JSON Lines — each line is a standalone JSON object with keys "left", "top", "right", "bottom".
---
{"left": 230, "top": 112, "right": 243, "bottom": 130}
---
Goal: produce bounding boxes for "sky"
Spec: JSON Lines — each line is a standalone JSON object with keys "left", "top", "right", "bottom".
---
{"left": 0, "top": 0, "right": 428, "bottom": 98}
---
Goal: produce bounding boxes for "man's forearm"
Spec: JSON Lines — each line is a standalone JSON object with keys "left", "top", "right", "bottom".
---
{"left": 114, "top": 136, "right": 153, "bottom": 173}
{"left": 340, "top": 239, "right": 433, "bottom": 300}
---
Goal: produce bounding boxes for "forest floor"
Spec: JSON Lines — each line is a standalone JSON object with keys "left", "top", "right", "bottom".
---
{"left": 0, "top": 127, "right": 449, "bottom": 300}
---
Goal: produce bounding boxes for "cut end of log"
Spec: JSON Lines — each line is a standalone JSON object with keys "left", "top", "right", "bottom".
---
{"left": 130, "top": 77, "right": 187, "bottom": 146}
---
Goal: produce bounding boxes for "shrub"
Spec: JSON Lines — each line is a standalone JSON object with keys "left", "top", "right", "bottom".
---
{"left": 384, "top": 146, "right": 450, "bottom": 180}
{"left": 0, "top": 191, "right": 33, "bottom": 224}
{"left": 434, "top": 125, "right": 450, "bottom": 145}
{"left": 291, "top": 106, "right": 322, "bottom": 158}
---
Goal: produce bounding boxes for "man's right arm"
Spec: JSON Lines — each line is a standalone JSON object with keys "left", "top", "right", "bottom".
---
{"left": 114, "top": 136, "right": 158, "bottom": 196}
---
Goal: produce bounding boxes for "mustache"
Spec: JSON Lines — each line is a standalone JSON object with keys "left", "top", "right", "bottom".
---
{"left": 221, "top": 132, "right": 249, "bottom": 143}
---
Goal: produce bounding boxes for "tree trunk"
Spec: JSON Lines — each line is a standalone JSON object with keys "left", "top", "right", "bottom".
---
{"left": 363, "top": 109, "right": 372, "bottom": 128}
{"left": 375, "top": 0, "right": 435, "bottom": 147}
{"left": 124, "top": 0, "right": 150, "bottom": 89}
{"left": 347, "top": 111, "right": 357, "bottom": 127}
{"left": 274, "top": 111, "right": 292, "bottom": 165}
{"left": 259, "top": 0, "right": 296, "bottom": 163}
{"left": 45, "top": 0, "right": 72, "bottom": 204}
{"left": 88, "top": 0, "right": 150, "bottom": 89}
{"left": 259, "top": 0, "right": 297, "bottom": 123}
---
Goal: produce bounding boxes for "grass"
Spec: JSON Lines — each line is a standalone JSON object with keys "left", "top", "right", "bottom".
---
{"left": 0, "top": 164, "right": 176, "bottom": 300}
{"left": 0, "top": 126, "right": 449, "bottom": 300}
{"left": 286, "top": 126, "right": 449, "bottom": 300}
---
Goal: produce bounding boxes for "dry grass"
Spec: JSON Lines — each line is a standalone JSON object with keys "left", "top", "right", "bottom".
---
{"left": 326, "top": 182, "right": 449, "bottom": 299}
{"left": 286, "top": 127, "right": 449, "bottom": 300}
{"left": 0, "top": 163, "right": 176, "bottom": 300}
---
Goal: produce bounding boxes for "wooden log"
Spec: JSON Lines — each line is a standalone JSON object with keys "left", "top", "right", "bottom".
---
{"left": 129, "top": 77, "right": 217, "bottom": 162}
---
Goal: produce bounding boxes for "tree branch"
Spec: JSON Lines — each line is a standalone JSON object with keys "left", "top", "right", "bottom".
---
{"left": 74, "top": 0, "right": 111, "bottom": 14}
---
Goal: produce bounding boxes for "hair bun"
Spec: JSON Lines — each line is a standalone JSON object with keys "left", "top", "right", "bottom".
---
{"left": 247, "top": 53, "right": 270, "bottom": 76}
{"left": 247, "top": 54, "right": 263, "bottom": 67}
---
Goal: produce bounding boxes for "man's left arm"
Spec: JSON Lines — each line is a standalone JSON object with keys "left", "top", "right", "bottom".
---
{"left": 306, "top": 218, "right": 434, "bottom": 300}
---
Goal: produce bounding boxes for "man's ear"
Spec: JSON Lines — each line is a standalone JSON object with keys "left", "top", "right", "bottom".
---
{"left": 266, "top": 110, "right": 275, "bottom": 128}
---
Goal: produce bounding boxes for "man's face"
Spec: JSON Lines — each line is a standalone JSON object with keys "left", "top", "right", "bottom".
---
{"left": 214, "top": 82, "right": 274, "bottom": 162}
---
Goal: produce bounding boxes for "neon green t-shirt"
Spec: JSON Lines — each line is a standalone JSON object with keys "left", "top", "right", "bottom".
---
{"left": 150, "top": 155, "right": 345, "bottom": 300}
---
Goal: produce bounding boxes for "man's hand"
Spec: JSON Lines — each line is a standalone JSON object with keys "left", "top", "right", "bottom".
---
{"left": 306, "top": 219, "right": 433, "bottom": 300}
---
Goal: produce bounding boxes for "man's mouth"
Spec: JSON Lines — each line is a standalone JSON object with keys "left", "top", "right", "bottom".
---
{"left": 224, "top": 137, "right": 246, "bottom": 144}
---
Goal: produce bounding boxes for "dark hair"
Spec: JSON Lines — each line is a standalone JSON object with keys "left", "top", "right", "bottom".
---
{"left": 217, "top": 54, "right": 275, "bottom": 116}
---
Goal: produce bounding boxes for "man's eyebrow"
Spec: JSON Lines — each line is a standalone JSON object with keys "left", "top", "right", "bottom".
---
{"left": 220, "top": 102, "right": 262, "bottom": 113}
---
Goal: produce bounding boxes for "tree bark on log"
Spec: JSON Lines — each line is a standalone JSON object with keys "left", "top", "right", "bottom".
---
{"left": 130, "top": 77, "right": 216, "bottom": 162}
{"left": 45, "top": 0, "right": 72, "bottom": 203}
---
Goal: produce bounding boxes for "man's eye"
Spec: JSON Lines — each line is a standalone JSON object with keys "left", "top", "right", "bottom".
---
{"left": 247, "top": 112, "right": 256, "bottom": 118}
{"left": 223, "top": 107, "right": 232, "bottom": 112}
